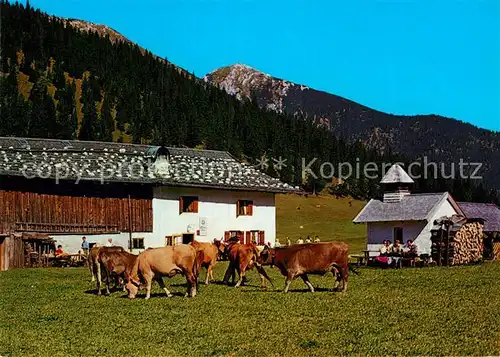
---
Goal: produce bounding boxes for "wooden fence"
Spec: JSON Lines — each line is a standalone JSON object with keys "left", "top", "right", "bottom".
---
{"left": 0, "top": 234, "right": 24, "bottom": 271}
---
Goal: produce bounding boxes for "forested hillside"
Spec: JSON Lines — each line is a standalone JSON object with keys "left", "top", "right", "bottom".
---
{"left": 0, "top": 1, "right": 497, "bottom": 203}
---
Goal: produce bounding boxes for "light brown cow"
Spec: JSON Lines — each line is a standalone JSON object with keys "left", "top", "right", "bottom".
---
{"left": 98, "top": 250, "right": 138, "bottom": 296}
{"left": 88, "top": 246, "right": 125, "bottom": 295}
{"left": 222, "top": 241, "right": 273, "bottom": 288}
{"left": 190, "top": 239, "right": 225, "bottom": 285}
{"left": 258, "top": 242, "right": 350, "bottom": 293}
{"left": 125, "top": 245, "right": 199, "bottom": 299}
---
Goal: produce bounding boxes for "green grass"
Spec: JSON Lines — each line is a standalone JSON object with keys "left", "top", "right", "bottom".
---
{"left": 1, "top": 262, "right": 500, "bottom": 356}
{"left": 277, "top": 194, "right": 366, "bottom": 253}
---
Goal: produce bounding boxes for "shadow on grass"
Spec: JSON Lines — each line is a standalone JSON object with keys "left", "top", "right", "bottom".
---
{"left": 239, "top": 286, "right": 334, "bottom": 293}
{"left": 118, "top": 291, "right": 186, "bottom": 299}
{"left": 84, "top": 286, "right": 126, "bottom": 296}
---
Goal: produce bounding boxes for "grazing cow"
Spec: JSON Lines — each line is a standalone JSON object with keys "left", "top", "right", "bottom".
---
{"left": 258, "top": 242, "right": 350, "bottom": 293}
{"left": 98, "top": 250, "right": 138, "bottom": 296}
{"left": 125, "top": 245, "right": 200, "bottom": 299}
{"left": 222, "top": 241, "right": 273, "bottom": 288}
{"left": 190, "top": 239, "right": 225, "bottom": 285}
{"left": 88, "top": 246, "right": 125, "bottom": 294}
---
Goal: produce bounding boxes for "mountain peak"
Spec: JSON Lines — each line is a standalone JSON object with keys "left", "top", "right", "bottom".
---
{"left": 203, "top": 64, "right": 309, "bottom": 112}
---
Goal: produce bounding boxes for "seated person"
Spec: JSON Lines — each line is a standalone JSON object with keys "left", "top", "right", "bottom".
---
{"left": 404, "top": 240, "right": 418, "bottom": 257}
{"left": 379, "top": 240, "right": 391, "bottom": 255}
{"left": 389, "top": 240, "right": 403, "bottom": 268}
{"left": 55, "top": 245, "right": 68, "bottom": 257}
{"left": 375, "top": 240, "right": 392, "bottom": 266}
{"left": 390, "top": 240, "right": 403, "bottom": 255}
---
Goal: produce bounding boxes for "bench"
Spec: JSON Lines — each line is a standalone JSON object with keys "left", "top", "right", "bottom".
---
{"left": 350, "top": 254, "right": 365, "bottom": 267}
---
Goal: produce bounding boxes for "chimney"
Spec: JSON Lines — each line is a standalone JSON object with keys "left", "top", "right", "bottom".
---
{"left": 380, "top": 164, "right": 414, "bottom": 203}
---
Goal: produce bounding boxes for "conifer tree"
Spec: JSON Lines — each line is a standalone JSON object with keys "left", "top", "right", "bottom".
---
{"left": 78, "top": 76, "right": 98, "bottom": 141}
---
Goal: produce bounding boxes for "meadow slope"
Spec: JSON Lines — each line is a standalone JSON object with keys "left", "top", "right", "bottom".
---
{"left": 276, "top": 194, "right": 366, "bottom": 252}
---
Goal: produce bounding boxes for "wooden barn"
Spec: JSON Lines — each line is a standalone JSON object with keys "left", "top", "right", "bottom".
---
{"left": 0, "top": 137, "right": 297, "bottom": 270}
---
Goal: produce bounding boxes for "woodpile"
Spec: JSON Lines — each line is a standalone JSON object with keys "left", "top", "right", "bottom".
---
{"left": 451, "top": 221, "right": 483, "bottom": 265}
{"left": 431, "top": 216, "right": 484, "bottom": 266}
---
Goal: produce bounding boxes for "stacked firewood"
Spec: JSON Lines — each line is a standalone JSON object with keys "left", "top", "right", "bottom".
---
{"left": 451, "top": 221, "right": 483, "bottom": 265}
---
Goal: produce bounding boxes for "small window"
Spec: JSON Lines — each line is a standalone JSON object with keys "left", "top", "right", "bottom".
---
{"left": 132, "top": 237, "right": 145, "bottom": 249}
{"left": 393, "top": 227, "right": 403, "bottom": 243}
{"left": 237, "top": 200, "right": 253, "bottom": 216}
{"left": 179, "top": 196, "right": 198, "bottom": 213}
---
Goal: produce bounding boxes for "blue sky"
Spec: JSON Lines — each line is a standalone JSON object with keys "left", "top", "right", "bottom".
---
{"left": 29, "top": 0, "right": 500, "bottom": 131}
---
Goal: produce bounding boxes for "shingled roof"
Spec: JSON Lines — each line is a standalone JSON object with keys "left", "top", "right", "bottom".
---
{"left": 380, "top": 164, "right": 414, "bottom": 184}
{"left": 353, "top": 192, "right": 461, "bottom": 223}
{"left": 458, "top": 202, "right": 500, "bottom": 233}
{"left": 0, "top": 137, "right": 298, "bottom": 193}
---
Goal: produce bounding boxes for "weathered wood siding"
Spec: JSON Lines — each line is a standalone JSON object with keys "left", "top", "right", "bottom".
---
{"left": 0, "top": 178, "right": 153, "bottom": 234}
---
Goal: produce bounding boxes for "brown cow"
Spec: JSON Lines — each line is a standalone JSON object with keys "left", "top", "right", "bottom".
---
{"left": 190, "top": 239, "right": 225, "bottom": 285}
{"left": 125, "top": 244, "right": 199, "bottom": 299}
{"left": 98, "top": 250, "right": 138, "bottom": 296}
{"left": 88, "top": 245, "right": 125, "bottom": 295}
{"left": 222, "top": 241, "right": 273, "bottom": 288}
{"left": 258, "top": 242, "right": 349, "bottom": 293}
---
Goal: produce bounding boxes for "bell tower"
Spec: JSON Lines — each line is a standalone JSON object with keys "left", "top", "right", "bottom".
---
{"left": 380, "top": 164, "right": 414, "bottom": 203}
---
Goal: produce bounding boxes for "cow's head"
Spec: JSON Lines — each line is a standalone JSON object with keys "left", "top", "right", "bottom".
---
{"left": 213, "top": 239, "right": 226, "bottom": 256}
{"left": 259, "top": 246, "right": 274, "bottom": 266}
{"left": 125, "top": 279, "right": 141, "bottom": 299}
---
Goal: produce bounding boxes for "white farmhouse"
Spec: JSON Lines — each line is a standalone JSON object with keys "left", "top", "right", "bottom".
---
{"left": 353, "top": 164, "right": 463, "bottom": 255}
{"left": 0, "top": 137, "right": 297, "bottom": 261}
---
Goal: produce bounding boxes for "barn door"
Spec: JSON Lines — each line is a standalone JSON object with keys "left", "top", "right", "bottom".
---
{"left": 238, "top": 231, "right": 244, "bottom": 244}
{"left": 245, "top": 231, "right": 251, "bottom": 244}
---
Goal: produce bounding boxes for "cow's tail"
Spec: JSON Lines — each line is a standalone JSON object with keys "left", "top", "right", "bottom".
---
{"left": 194, "top": 249, "right": 204, "bottom": 281}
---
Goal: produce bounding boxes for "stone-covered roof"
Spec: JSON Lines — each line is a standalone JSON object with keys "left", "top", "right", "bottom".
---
{"left": 458, "top": 202, "right": 500, "bottom": 233}
{"left": 380, "top": 164, "right": 414, "bottom": 184}
{"left": 353, "top": 192, "right": 453, "bottom": 223}
{"left": 0, "top": 137, "right": 298, "bottom": 193}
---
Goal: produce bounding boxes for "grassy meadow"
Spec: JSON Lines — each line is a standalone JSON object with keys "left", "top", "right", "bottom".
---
{"left": 1, "top": 263, "right": 500, "bottom": 356}
{"left": 1, "top": 194, "right": 500, "bottom": 356}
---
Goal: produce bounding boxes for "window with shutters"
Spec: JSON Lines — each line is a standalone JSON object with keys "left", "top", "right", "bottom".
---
{"left": 179, "top": 196, "right": 198, "bottom": 213}
{"left": 247, "top": 230, "right": 260, "bottom": 244}
{"left": 237, "top": 200, "right": 253, "bottom": 216}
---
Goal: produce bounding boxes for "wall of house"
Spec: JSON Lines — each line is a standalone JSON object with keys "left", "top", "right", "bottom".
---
{"left": 150, "top": 186, "right": 276, "bottom": 246}
{"left": 366, "top": 221, "right": 426, "bottom": 256}
{"left": 414, "top": 199, "right": 458, "bottom": 255}
{"left": 51, "top": 186, "right": 276, "bottom": 253}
